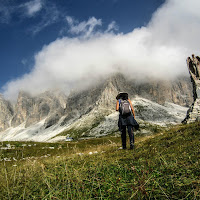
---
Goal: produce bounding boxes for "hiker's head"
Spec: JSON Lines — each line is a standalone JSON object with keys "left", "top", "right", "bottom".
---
{"left": 116, "top": 92, "right": 128, "bottom": 100}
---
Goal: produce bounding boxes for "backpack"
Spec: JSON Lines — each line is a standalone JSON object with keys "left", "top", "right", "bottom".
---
{"left": 119, "top": 99, "right": 132, "bottom": 116}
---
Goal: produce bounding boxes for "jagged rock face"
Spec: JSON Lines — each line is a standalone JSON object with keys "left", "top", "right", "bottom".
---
{"left": 59, "top": 79, "right": 119, "bottom": 136}
{"left": 11, "top": 91, "right": 34, "bottom": 127}
{"left": 11, "top": 91, "right": 67, "bottom": 128}
{"left": 26, "top": 91, "right": 66, "bottom": 128}
{"left": 61, "top": 79, "right": 118, "bottom": 126}
{"left": 65, "top": 86, "right": 103, "bottom": 117}
{"left": 183, "top": 55, "right": 200, "bottom": 123}
{"left": 0, "top": 95, "right": 13, "bottom": 131}
{"left": 109, "top": 73, "right": 192, "bottom": 106}
{"left": 138, "top": 78, "right": 192, "bottom": 106}
{"left": 95, "top": 79, "right": 118, "bottom": 112}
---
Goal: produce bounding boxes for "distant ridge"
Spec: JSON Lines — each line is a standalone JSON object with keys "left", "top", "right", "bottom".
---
{"left": 0, "top": 73, "right": 193, "bottom": 142}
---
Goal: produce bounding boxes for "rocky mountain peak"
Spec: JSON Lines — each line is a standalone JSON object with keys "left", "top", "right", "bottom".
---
{"left": 9, "top": 90, "right": 67, "bottom": 128}
{"left": 0, "top": 95, "right": 13, "bottom": 132}
{"left": 106, "top": 73, "right": 193, "bottom": 107}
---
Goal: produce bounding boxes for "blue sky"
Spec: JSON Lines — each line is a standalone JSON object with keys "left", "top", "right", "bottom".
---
{"left": 1, "top": 0, "right": 200, "bottom": 100}
{"left": 0, "top": 0, "right": 164, "bottom": 90}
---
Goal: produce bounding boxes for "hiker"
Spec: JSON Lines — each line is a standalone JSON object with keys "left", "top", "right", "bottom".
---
{"left": 116, "top": 92, "right": 137, "bottom": 150}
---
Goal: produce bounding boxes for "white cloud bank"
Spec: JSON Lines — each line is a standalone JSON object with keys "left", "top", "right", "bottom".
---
{"left": 2, "top": 0, "right": 200, "bottom": 100}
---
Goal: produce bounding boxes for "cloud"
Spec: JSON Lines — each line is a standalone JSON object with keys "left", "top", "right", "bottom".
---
{"left": 21, "top": 59, "right": 28, "bottom": 66}
{"left": 23, "top": 1, "right": 64, "bottom": 35}
{"left": 66, "top": 16, "right": 102, "bottom": 37}
{"left": 29, "top": 3, "right": 62, "bottom": 35}
{"left": 2, "top": 0, "right": 200, "bottom": 100}
{"left": 0, "top": 0, "right": 43, "bottom": 23}
{"left": 148, "top": 0, "right": 200, "bottom": 50}
{"left": 0, "top": 3, "right": 14, "bottom": 23}
{"left": 23, "top": 0, "right": 43, "bottom": 17}
{"left": 0, "top": 1, "right": 63, "bottom": 35}
{"left": 105, "top": 21, "right": 118, "bottom": 33}
{"left": 60, "top": 16, "right": 118, "bottom": 37}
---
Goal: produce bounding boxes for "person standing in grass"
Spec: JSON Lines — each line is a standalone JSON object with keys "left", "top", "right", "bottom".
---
{"left": 116, "top": 92, "right": 137, "bottom": 150}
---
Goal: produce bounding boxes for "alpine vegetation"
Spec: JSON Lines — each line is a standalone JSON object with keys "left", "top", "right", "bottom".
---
{"left": 0, "top": 122, "right": 199, "bottom": 199}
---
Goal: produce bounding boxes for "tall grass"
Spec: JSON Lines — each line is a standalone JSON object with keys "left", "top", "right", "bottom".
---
{"left": 0, "top": 122, "right": 199, "bottom": 199}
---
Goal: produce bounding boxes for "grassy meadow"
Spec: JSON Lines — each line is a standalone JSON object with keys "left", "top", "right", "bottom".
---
{"left": 0, "top": 122, "right": 199, "bottom": 199}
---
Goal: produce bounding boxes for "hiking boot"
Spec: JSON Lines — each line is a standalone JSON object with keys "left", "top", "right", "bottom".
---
{"left": 130, "top": 144, "right": 134, "bottom": 150}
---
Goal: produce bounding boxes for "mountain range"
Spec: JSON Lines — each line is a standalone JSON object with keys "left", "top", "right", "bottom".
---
{"left": 0, "top": 73, "right": 193, "bottom": 142}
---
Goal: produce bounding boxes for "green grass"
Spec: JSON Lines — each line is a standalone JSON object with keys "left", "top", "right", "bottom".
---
{"left": 0, "top": 122, "right": 199, "bottom": 199}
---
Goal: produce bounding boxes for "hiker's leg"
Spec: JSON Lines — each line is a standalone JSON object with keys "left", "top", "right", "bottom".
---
{"left": 121, "top": 125, "right": 127, "bottom": 149}
{"left": 127, "top": 125, "right": 134, "bottom": 149}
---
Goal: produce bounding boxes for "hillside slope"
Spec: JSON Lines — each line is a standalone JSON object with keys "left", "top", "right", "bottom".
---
{"left": 0, "top": 122, "right": 199, "bottom": 199}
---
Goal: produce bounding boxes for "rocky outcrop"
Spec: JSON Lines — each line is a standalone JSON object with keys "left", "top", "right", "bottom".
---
{"left": 11, "top": 91, "right": 67, "bottom": 128}
{"left": 11, "top": 91, "right": 34, "bottom": 127}
{"left": 108, "top": 73, "right": 192, "bottom": 106}
{"left": 0, "top": 95, "right": 13, "bottom": 131}
{"left": 26, "top": 91, "right": 66, "bottom": 128}
{"left": 183, "top": 55, "right": 200, "bottom": 123}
